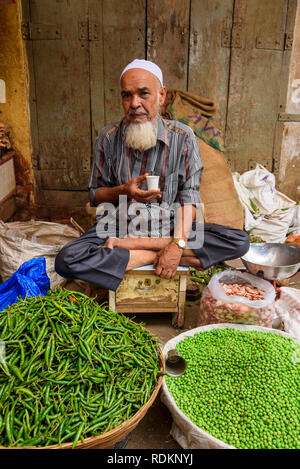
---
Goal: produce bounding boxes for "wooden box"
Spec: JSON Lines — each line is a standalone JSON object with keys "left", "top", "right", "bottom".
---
{"left": 109, "top": 265, "right": 189, "bottom": 327}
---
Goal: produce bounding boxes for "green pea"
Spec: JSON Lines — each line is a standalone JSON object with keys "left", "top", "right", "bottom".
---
{"left": 165, "top": 329, "right": 300, "bottom": 449}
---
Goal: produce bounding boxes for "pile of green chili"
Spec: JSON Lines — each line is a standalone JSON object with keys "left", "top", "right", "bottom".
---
{"left": 189, "top": 264, "right": 228, "bottom": 295}
{"left": 0, "top": 288, "right": 160, "bottom": 448}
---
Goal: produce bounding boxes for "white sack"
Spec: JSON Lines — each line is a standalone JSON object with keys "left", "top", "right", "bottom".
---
{"left": 250, "top": 207, "right": 295, "bottom": 243}
{"left": 288, "top": 205, "right": 300, "bottom": 235}
{"left": 232, "top": 164, "right": 296, "bottom": 241}
{"left": 0, "top": 220, "right": 80, "bottom": 288}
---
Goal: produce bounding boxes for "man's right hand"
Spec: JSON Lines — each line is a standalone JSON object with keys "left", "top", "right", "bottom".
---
{"left": 125, "top": 173, "right": 162, "bottom": 202}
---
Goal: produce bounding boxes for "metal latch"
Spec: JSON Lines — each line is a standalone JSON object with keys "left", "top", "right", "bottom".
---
{"left": 78, "top": 21, "right": 100, "bottom": 41}
{"left": 222, "top": 20, "right": 244, "bottom": 48}
{"left": 22, "top": 22, "right": 62, "bottom": 40}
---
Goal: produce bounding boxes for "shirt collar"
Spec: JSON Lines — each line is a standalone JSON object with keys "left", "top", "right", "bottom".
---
{"left": 156, "top": 115, "right": 169, "bottom": 146}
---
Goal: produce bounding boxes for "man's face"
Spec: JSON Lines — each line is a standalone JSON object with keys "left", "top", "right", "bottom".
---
{"left": 121, "top": 69, "right": 166, "bottom": 124}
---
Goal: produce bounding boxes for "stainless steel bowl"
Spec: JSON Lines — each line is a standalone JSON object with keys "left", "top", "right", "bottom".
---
{"left": 241, "top": 243, "right": 300, "bottom": 280}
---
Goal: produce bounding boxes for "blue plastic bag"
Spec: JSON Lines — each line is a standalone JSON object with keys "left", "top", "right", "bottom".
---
{"left": 0, "top": 257, "right": 50, "bottom": 311}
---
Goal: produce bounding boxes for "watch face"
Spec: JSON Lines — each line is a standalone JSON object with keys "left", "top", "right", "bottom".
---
{"left": 178, "top": 239, "right": 185, "bottom": 248}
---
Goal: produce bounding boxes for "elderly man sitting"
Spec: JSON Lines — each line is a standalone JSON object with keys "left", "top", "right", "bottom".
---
{"left": 55, "top": 59, "right": 249, "bottom": 291}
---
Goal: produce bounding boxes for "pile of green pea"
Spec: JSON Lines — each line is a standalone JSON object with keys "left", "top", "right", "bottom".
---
{"left": 165, "top": 328, "right": 300, "bottom": 449}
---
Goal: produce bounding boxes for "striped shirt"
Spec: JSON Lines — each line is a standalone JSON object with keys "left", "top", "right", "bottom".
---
{"left": 88, "top": 115, "right": 203, "bottom": 236}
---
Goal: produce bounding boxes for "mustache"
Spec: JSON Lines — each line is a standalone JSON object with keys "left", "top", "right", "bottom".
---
{"left": 128, "top": 109, "right": 149, "bottom": 116}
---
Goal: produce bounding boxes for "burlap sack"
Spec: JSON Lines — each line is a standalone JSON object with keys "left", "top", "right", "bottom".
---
{"left": 198, "top": 137, "right": 244, "bottom": 229}
{"left": 163, "top": 89, "right": 224, "bottom": 151}
{"left": 162, "top": 89, "right": 243, "bottom": 229}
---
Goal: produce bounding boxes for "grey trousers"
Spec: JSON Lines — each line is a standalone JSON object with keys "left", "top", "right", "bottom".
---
{"left": 55, "top": 223, "right": 249, "bottom": 291}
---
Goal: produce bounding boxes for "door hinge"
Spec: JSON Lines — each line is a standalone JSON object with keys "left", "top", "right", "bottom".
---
{"left": 223, "top": 28, "right": 293, "bottom": 51}
{"left": 78, "top": 21, "right": 100, "bottom": 41}
{"left": 31, "top": 155, "right": 39, "bottom": 170}
{"left": 256, "top": 33, "right": 285, "bottom": 50}
{"left": 248, "top": 159, "right": 273, "bottom": 171}
{"left": 256, "top": 32, "right": 293, "bottom": 51}
{"left": 272, "top": 156, "right": 280, "bottom": 175}
{"left": 278, "top": 113, "right": 300, "bottom": 122}
{"left": 22, "top": 22, "right": 62, "bottom": 40}
{"left": 284, "top": 32, "right": 293, "bottom": 50}
{"left": 248, "top": 158, "right": 279, "bottom": 174}
{"left": 81, "top": 157, "right": 91, "bottom": 172}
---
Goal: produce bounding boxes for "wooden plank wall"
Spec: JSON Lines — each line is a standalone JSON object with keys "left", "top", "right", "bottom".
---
{"left": 29, "top": 0, "right": 91, "bottom": 190}
{"left": 101, "top": 0, "right": 145, "bottom": 126}
{"left": 189, "top": 0, "right": 234, "bottom": 130}
{"left": 225, "top": 0, "right": 290, "bottom": 172}
{"left": 22, "top": 0, "right": 296, "bottom": 215}
{"left": 147, "top": 0, "right": 190, "bottom": 90}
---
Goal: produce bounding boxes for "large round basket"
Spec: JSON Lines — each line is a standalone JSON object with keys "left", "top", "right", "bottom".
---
{"left": 1, "top": 346, "right": 164, "bottom": 449}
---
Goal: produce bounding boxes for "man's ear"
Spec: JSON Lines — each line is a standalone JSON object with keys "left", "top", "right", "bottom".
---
{"left": 159, "top": 86, "right": 167, "bottom": 107}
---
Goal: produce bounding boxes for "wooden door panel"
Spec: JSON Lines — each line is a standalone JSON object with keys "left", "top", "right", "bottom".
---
{"left": 225, "top": 0, "right": 290, "bottom": 172}
{"left": 189, "top": 0, "right": 234, "bottom": 131}
{"left": 29, "top": 0, "right": 90, "bottom": 191}
{"left": 89, "top": 0, "right": 104, "bottom": 148}
{"left": 102, "top": 0, "right": 146, "bottom": 126}
{"left": 147, "top": 0, "right": 190, "bottom": 90}
{"left": 23, "top": 0, "right": 296, "bottom": 210}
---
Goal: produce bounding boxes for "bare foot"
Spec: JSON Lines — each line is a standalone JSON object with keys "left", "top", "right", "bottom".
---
{"left": 180, "top": 256, "right": 204, "bottom": 270}
{"left": 126, "top": 250, "right": 157, "bottom": 270}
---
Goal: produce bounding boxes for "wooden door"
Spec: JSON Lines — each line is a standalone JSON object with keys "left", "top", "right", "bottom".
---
{"left": 225, "top": 0, "right": 296, "bottom": 172}
{"left": 189, "top": 0, "right": 234, "bottom": 131}
{"left": 147, "top": 0, "right": 190, "bottom": 90}
{"left": 89, "top": 0, "right": 146, "bottom": 146}
{"left": 22, "top": 0, "right": 296, "bottom": 212}
{"left": 22, "top": 0, "right": 146, "bottom": 209}
{"left": 23, "top": 0, "right": 91, "bottom": 202}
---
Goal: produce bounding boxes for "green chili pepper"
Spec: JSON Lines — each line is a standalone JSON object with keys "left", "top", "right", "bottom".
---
{"left": 0, "top": 289, "right": 160, "bottom": 448}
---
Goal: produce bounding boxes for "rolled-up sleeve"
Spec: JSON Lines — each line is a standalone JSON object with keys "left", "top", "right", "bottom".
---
{"left": 88, "top": 131, "right": 116, "bottom": 207}
{"left": 175, "top": 130, "right": 203, "bottom": 206}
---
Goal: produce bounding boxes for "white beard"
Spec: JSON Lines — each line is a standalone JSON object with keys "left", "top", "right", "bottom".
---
{"left": 125, "top": 118, "right": 158, "bottom": 151}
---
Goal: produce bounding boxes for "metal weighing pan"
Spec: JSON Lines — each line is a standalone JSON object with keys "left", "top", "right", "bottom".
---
{"left": 241, "top": 243, "right": 300, "bottom": 280}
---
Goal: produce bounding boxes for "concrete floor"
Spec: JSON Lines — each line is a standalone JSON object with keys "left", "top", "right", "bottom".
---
{"left": 64, "top": 271, "right": 300, "bottom": 450}
{"left": 126, "top": 301, "right": 201, "bottom": 450}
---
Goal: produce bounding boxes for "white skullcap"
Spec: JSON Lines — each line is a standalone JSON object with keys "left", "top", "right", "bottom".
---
{"left": 120, "top": 59, "right": 163, "bottom": 87}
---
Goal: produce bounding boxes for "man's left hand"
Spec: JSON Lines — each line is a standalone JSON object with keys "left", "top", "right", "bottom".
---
{"left": 154, "top": 242, "right": 183, "bottom": 279}
{"left": 103, "top": 235, "right": 135, "bottom": 250}
{"left": 103, "top": 237, "right": 119, "bottom": 249}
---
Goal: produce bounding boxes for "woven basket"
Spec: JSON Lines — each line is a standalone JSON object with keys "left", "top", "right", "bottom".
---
{"left": 1, "top": 346, "right": 164, "bottom": 449}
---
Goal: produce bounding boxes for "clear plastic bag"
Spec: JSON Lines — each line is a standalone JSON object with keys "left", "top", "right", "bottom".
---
{"left": 198, "top": 271, "right": 276, "bottom": 327}
{"left": 275, "top": 287, "right": 300, "bottom": 340}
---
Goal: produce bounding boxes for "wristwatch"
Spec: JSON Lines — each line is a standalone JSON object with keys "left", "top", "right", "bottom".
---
{"left": 172, "top": 238, "right": 187, "bottom": 249}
